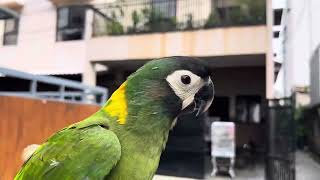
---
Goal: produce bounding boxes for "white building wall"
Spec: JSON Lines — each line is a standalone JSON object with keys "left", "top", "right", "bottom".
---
{"left": 284, "top": 0, "right": 320, "bottom": 97}
{"left": 0, "top": 0, "right": 87, "bottom": 74}
{"left": 0, "top": 0, "right": 270, "bottom": 91}
{"left": 310, "top": 48, "right": 320, "bottom": 105}
{"left": 0, "top": 21, "right": 4, "bottom": 46}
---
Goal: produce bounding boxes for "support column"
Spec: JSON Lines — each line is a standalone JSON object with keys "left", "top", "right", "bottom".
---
{"left": 84, "top": 7, "right": 93, "bottom": 41}
{"left": 83, "top": 8, "right": 96, "bottom": 86}
{"left": 0, "top": 21, "right": 4, "bottom": 48}
{"left": 83, "top": 62, "right": 96, "bottom": 86}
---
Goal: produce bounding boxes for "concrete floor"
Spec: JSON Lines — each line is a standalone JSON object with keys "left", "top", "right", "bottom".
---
{"left": 154, "top": 151, "right": 320, "bottom": 180}
{"left": 296, "top": 151, "right": 320, "bottom": 180}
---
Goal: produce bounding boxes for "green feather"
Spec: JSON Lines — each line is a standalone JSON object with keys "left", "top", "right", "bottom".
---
{"left": 15, "top": 124, "right": 121, "bottom": 180}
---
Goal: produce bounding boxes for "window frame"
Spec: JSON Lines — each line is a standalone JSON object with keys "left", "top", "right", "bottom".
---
{"left": 235, "top": 95, "right": 262, "bottom": 124}
{"left": 3, "top": 18, "right": 19, "bottom": 46}
{"left": 151, "top": 0, "right": 177, "bottom": 19}
{"left": 56, "top": 6, "right": 86, "bottom": 42}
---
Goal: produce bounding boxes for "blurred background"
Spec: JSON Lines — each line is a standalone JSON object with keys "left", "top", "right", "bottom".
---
{"left": 0, "top": 0, "right": 320, "bottom": 179}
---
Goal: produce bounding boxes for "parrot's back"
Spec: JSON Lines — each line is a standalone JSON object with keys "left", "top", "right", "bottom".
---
{"left": 15, "top": 125, "right": 121, "bottom": 180}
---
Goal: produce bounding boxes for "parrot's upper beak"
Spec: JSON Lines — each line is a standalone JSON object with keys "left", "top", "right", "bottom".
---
{"left": 181, "top": 78, "right": 214, "bottom": 116}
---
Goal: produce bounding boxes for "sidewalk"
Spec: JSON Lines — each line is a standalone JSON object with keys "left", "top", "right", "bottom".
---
{"left": 296, "top": 151, "right": 320, "bottom": 180}
{"left": 154, "top": 163, "right": 264, "bottom": 180}
{"left": 154, "top": 151, "right": 320, "bottom": 180}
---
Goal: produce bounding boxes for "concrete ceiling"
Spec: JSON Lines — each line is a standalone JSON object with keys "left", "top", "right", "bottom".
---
{"left": 94, "top": 54, "right": 266, "bottom": 73}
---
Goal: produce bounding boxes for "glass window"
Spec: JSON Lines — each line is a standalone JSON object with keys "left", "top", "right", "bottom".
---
{"left": 56, "top": 6, "right": 86, "bottom": 41}
{"left": 152, "top": 0, "right": 176, "bottom": 18}
{"left": 236, "top": 96, "right": 261, "bottom": 123}
{"left": 3, "top": 18, "right": 19, "bottom": 45}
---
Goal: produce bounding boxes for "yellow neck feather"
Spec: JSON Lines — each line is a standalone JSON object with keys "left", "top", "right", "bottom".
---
{"left": 103, "top": 82, "right": 128, "bottom": 125}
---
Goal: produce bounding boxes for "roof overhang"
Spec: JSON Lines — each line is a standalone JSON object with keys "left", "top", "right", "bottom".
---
{"left": 0, "top": 0, "right": 24, "bottom": 19}
{"left": 0, "top": 0, "right": 24, "bottom": 11}
{"left": 0, "top": 7, "right": 20, "bottom": 19}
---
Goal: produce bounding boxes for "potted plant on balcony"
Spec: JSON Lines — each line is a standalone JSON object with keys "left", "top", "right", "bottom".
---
{"left": 106, "top": 6, "right": 124, "bottom": 35}
{"left": 235, "top": 0, "right": 266, "bottom": 25}
{"left": 142, "top": 8, "right": 177, "bottom": 33}
{"left": 204, "top": 11, "right": 221, "bottom": 29}
{"left": 127, "top": 10, "right": 141, "bottom": 34}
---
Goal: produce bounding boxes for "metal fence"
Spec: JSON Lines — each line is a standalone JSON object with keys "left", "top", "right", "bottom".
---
{"left": 0, "top": 68, "right": 108, "bottom": 105}
{"left": 92, "top": 0, "right": 266, "bottom": 36}
{"left": 265, "top": 98, "right": 296, "bottom": 180}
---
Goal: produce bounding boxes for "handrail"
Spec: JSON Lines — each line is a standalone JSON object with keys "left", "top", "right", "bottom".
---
{"left": 0, "top": 67, "right": 108, "bottom": 105}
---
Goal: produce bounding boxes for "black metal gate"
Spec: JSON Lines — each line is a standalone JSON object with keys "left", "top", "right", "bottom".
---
{"left": 265, "top": 98, "right": 296, "bottom": 180}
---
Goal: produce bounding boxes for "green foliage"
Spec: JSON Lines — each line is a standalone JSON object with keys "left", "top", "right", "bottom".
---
{"left": 103, "top": 0, "right": 266, "bottom": 36}
{"left": 235, "top": 0, "right": 266, "bottom": 24}
{"left": 295, "top": 106, "right": 307, "bottom": 137}
{"left": 228, "top": 7, "right": 249, "bottom": 25}
{"left": 142, "top": 8, "right": 177, "bottom": 32}
{"left": 106, "top": 11, "right": 124, "bottom": 35}
{"left": 294, "top": 105, "right": 309, "bottom": 149}
{"left": 107, "top": 20, "right": 124, "bottom": 35}
{"left": 186, "top": 14, "right": 193, "bottom": 30}
{"left": 204, "top": 12, "right": 220, "bottom": 28}
{"left": 128, "top": 10, "right": 141, "bottom": 33}
{"left": 132, "top": 10, "right": 140, "bottom": 28}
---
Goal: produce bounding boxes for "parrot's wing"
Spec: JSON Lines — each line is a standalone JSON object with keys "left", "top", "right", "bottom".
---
{"left": 15, "top": 125, "right": 121, "bottom": 180}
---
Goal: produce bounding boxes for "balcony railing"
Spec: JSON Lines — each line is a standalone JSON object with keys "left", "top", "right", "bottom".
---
{"left": 92, "top": 0, "right": 266, "bottom": 36}
{"left": 0, "top": 68, "right": 108, "bottom": 105}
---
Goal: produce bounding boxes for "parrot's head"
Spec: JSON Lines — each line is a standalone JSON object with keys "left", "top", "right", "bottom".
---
{"left": 104, "top": 56, "right": 213, "bottom": 130}
{"left": 124, "top": 56, "right": 214, "bottom": 122}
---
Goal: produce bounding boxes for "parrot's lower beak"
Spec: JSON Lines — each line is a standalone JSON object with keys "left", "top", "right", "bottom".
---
{"left": 193, "top": 78, "right": 214, "bottom": 116}
{"left": 180, "top": 78, "right": 214, "bottom": 116}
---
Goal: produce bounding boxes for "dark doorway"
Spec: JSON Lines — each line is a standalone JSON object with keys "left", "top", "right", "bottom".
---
{"left": 209, "top": 96, "right": 230, "bottom": 121}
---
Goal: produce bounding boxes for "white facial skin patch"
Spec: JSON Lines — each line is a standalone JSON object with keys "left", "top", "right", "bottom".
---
{"left": 166, "top": 70, "right": 205, "bottom": 109}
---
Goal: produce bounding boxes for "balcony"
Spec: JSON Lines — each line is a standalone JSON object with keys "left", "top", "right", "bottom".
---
{"left": 92, "top": 0, "right": 266, "bottom": 36}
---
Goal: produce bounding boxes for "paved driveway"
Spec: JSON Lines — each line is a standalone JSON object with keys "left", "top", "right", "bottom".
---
{"left": 154, "top": 151, "right": 320, "bottom": 180}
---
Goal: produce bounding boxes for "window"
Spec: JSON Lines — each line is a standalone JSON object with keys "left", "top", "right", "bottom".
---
{"left": 236, "top": 96, "right": 261, "bottom": 123}
{"left": 274, "top": 9, "right": 283, "bottom": 26}
{"left": 3, "top": 18, "right": 19, "bottom": 45}
{"left": 56, "top": 6, "right": 86, "bottom": 41}
{"left": 152, "top": 0, "right": 176, "bottom": 18}
{"left": 216, "top": 6, "right": 242, "bottom": 24}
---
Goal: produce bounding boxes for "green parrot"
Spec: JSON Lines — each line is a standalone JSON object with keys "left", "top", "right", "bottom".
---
{"left": 15, "top": 56, "right": 214, "bottom": 180}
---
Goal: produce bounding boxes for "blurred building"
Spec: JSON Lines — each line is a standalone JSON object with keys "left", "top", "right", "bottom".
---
{"left": 0, "top": 0, "right": 272, "bottom": 178}
{"left": 273, "top": 0, "right": 319, "bottom": 105}
{"left": 271, "top": 0, "right": 320, "bottom": 162}
{"left": 271, "top": 0, "right": 320, "bottom": 167}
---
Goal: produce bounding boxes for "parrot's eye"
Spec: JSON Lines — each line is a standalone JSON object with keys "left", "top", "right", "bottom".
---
{"left": 181, "top": 75, "right": 191, "bottom": 84}
{"left": 166, "top": 70, "right": 206, "bottom": 110}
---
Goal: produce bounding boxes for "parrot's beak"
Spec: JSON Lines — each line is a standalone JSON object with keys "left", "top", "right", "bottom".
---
{"left": 180, "top": 78, "right": 214, "bottom": 116}
{"left": 193, "top": 77, "right": 214, "bottom": 116}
